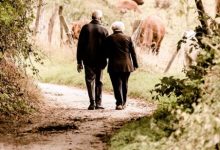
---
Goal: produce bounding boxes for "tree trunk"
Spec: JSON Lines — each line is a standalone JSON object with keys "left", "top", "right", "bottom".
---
{"left": 33, "top": 0, "right": 43, "bottom": 36}
{"left": 48, "top": 3, "right": 58, "bottom": 44}
{"left": 194, "top": 0, "right": 210, "bottom": 35}
{"left": 216, "top": 0, "right": 220, "bottom": 18}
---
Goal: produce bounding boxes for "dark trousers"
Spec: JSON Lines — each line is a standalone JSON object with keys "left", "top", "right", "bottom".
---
{"left": 84, "top": 66, "right": 103, "bottom": 106}
{"left": 109, "top": 72, "right": 130, "bottom": 106}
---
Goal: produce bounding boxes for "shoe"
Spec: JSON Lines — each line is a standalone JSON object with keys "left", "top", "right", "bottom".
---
{"left": 116, "top": 105, "right": 123, "bottom": 110}
{"left": 95, "top": 105, "right": 105, "bottom": 109}
{"left": 88, "top": 104, "right": 95, "bottom": 110}
{"left": 122, "top": 104, "right": 127, "bottom": 109}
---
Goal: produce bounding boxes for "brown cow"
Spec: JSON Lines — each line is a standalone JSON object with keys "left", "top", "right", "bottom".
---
{"left": 155, "top": 0, "right": 171, "bottom": 9}
{"left": 132, "top": 0, "right": 144, "bottom": 5}
{"left": 117, "top": 0, "right": 142, "bottom": 14}
{"left": 71, "top": 20, "right": 88, "bottom": 40}
{"left": 132, "top": 15, "right": 165, "bottom": 55}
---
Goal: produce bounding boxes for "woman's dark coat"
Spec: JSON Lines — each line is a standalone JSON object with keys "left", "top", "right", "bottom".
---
{"left": 104, "top": 31, "right": 138, "bottom": 72}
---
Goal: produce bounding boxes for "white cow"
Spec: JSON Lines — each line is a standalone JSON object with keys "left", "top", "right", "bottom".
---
{"left": 164, "top": 30, "right": 201, "bottom": 73}
{"left": 179, "top": 30, "right": 201, "bottom": 69}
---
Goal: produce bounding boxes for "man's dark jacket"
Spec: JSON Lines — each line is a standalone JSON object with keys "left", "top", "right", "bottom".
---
{"left": 104, "top": 31, "right": 138, "bottom": 72}
{"left": 77, "top": 19, "right": 108, "bottom": 68}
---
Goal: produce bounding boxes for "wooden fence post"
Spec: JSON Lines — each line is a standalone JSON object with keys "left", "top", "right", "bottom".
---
{"left": 59, "top": 5, "right": 74, "bottom": 47}
{"left": 59, "top": 6, "right": 64, "bottom": 47}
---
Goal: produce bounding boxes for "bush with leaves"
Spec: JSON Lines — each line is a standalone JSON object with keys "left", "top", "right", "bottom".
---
{"left": 162, "top": 65, "right": 220, "bottom": 150}
{"left": 148, "top": 19, "right": 220, "bottom": 149}
{"left": 0, "top": 0, "right": 41, "bottom": 118}
{"left": 0, "top": 59, "right": 40, "bottom": 117}
{"left": 0, "top": 0, "right": 33, "bottom": 59}
{"left": 152, "top": 24, "right": 216, "bottom": 113}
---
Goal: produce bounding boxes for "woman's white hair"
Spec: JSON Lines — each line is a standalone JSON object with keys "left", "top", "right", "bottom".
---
{"left": 92, "top": 10, "right": 103, "bottom": 19}
{"left": 111, "top": 21, "right": 125, "bottom": 32}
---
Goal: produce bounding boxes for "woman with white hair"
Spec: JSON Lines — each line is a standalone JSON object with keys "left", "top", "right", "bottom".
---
{"left": 104, "top": 21, "right": 138, "bottom": 110}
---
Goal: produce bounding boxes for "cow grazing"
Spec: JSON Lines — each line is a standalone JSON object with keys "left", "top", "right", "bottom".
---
{"left": 132, "top": 0, "right": 144, "bottom": 5}
{"left": 117, "top": 0, "right": 142, "bottom": 14}
{"left": 132, "top": 15, "right": 165, "bottom": 55}
{"left": 155, "top": 0, "right": 171, "bottom": 9}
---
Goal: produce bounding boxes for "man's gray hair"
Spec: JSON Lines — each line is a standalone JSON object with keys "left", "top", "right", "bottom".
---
{"left": 92, "top": 10, "right": 103, "bottom": 20}
{"left": 111, "top": 21, "right": 125, "bottom": 32}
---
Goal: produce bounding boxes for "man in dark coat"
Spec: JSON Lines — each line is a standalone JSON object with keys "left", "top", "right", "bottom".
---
{"left": 104, "top": 21, "right": 138, "bottom": 110}
{"left": 76, "top": 10, "right": 109, "bottom": 110}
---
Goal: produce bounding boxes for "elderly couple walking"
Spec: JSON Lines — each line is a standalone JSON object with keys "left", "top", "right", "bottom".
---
{"left": 76, "top": 10, "right": 138, "bottom": 110}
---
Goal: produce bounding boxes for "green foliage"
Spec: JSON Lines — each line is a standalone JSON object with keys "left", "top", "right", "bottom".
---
{"left": 0, "top": 0, "right": 33, "bottom": 57}
{"left": 152, "top": 102, "right": 178, "bottom": 135}
{"left": 153, "top": 75, "right": 201, "bottom": 111}
{"left": 157, "top": 50, "right": 220, "bottom": 150}
{"left": 109, "top": 102, "right": 177, "bottom": 150}
{"left": 0, "top": 0, "right": 44, "bottom": 72}
{"left": 152, "top": 24, "right": 216, "bottom": 112}
{"left": 0, "top": 0, "right": 41, "bottom": 118}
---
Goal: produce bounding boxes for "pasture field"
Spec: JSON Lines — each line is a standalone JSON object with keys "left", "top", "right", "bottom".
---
{"left": 35, "top": 0, "right": 216, "bottom": 101}
{"left": 35, "top": 0, "right": 215, "bottom": 76}
{"left": 35, "top": 0, "right": 200, "bottom": 99}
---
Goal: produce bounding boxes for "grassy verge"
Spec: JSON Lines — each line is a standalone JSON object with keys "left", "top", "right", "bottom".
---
{"left": 108, "top": 99, "right": 177, "bottom": 150}
{"left": 109, "top": 116, "right": 172, "bottom": 150}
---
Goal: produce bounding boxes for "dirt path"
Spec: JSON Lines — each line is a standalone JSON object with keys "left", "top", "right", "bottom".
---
{"left": 0, "top": 83, "right": 155, "bottom": 150}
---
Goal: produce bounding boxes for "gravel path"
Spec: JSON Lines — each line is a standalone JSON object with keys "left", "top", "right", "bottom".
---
{"left": 0, "top": 83, "right": 155, "bottom": 150}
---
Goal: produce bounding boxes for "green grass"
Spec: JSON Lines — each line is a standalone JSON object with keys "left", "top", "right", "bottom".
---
{"left": 109, "top": 113, "right": 175, "bottom": 150}
{"left": 128, "top": 70, "right": 164, "bottom": 100}
{"left": 108, "top": 97, "right": 178, "bottom": 150}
